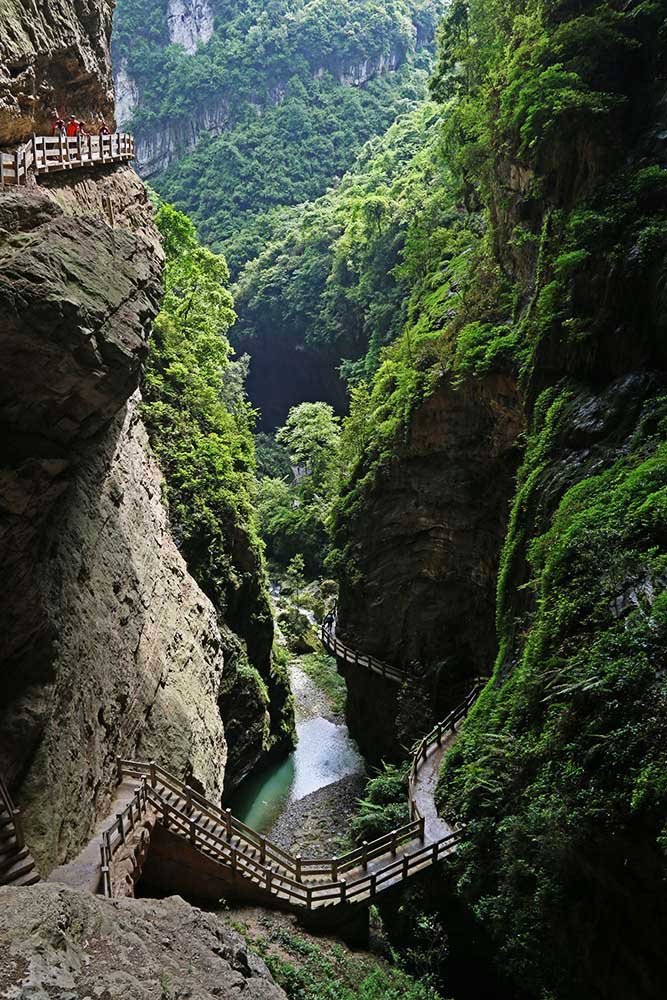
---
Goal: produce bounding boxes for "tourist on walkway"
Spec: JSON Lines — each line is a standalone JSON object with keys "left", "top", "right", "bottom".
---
{"left": 98, "top": 120, "right": 110, "bottom": 136}
{"left": 49, "top": 109, "right": 65, "bottom": 136}
{"left": 65, "top": 115, "right": 81, "bottom": 137}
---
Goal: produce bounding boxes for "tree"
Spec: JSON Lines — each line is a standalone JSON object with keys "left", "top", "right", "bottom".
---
{"left": 276, "top": 401, "right": 341, "bottom": 489}
{"left": 286, "top": 553, "right": 306, "bottom": 604}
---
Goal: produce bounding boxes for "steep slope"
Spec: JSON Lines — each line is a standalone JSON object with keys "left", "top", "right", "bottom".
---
{"left": 232, "top": 103, "right": 451, "bottom": 427}
{"left": 112, "top": 0, "right": 444, "bottom": 273}
{"left": 0, "top": 0, "right": 290, "bottom": 872}
{"left": 330, "top": 0, "right": 667, "bottom": 995}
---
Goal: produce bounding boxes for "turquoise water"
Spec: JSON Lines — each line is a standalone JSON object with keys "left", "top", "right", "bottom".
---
{"left": 228, "top": 666, "right": 364, "bottom": 834}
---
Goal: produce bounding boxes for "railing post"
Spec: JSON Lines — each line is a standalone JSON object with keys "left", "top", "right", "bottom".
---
{"left": 403, "top": 855, "right": 409, "bottom": 879}
{"left": 1, "top": 152, "right": 5, "bottom": 188}
{"left": 14, "top": 150, "right": 20, "bottom": 186}
{"left": 225, "top": 808, "right": 232, "bottom": 839}
{"left": 117, "top": 814, "right": 125, "bottom": 845}
{"left": 77, "top": 133, "right": 83, "bottom": 165}
{"left": 340, "top": 878, "right": 347, "bottom": 903}
{"left": 31, "top": 134, "right": 38, "bottom": 172}
{"left": 432, "top": 843, "right": 438, "bottom": 863}
{"left": 185, "top": 786, "right": 193, "bottom": 815}
{"left": 307, "top": 886, "right": 313, "bottom": 910}
{"left": 391, "top": 830, "right": 398, "bottom": 856}
{"left": 13, "top": 809, "right": 24, "bottom": 850}
{"left": 127, "top": 801, "right": 134, "bottom": 831}
{"left": 260, "top": 838, "right": 266, "bottom": 864}
{"left": 100, "top": 843, "right": 108, "bottom": 896}
{"left": 115, "top": 756, "right": 123, "bottom": 784}
{"left": 266, "top": 869, "right": 273, "bottom": 892}
{"left": 161, "top": 801, "right": 169, "bottom": 831}
{"left": 362, "top": 841, "right": 368, "bottom": 871}
{"left": 135, "top": 787, "right": 143, "bottom": 818}
{"left": 419, "top": 816, "right": 425, "bottom": 843}
{"left": 332, "top": 858, "right": 338, "bottom": 881}
{"left": 370, "top": 873, "right": 377, "bottom": 898}
{"left": 189, "top": 818, "right": 197, "bottom": 845}
{"left": 231, "top": 848, "right": 237, "bottom": 874}
{"left": 296, "top": 854, "right": 302, "bottom": 882}
{"left": 88, "top": 133, "right": 93, "bottom": 164}
{"left": 149, "top": 761, "right": 157, "bottom": 788}
{"left": 437, "top": 722, "right": 443, "bottom": 746}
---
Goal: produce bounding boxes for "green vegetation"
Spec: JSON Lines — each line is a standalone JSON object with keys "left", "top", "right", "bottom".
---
{"left": 257, "top": 402, "right": 341, "bottom": 573}
{"left": 141, "top": 199, "right": 294, "bottom": 755}
{"left": 113, "top": 0, "right": 445, "bottom": 273}
{"left": 298, "top": 651, "right": 347, "bottom": 717}
{"left": 235, "top": 919, "right": 445, "bottom": 1000}
{"left": 233, "top": 102, "right": 463, "bottom": 373}
{"left": 142, "top": 200, "right": 258, "bottom": 618}
{"left": 350, "top": 764, "right": 410, "bottom": 842}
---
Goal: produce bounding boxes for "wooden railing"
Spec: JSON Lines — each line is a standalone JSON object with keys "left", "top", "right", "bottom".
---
{"left": 99, "top": 679, "right": 482, "bottom": 909}
{"left": 0, "top": 132, "right": 135, "bottom": 187}
{"left": 321, "top": 611, "right": 406, "bottom": 684}
{"left": 0, "top": 774, "right": 24, "bottom": 849}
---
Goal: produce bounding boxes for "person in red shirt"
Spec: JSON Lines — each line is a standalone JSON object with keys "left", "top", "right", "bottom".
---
{"left": 65, "top": 115, "right": 80, "bottom": 137}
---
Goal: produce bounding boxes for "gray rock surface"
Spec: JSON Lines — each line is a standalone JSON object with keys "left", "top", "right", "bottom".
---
{"left": 0, "top": 884, "right": 287, "bottom": 999}
{"left": 11, "top": 395, "right": 228, "bottom": 872}
{"left": 0, "top": 0, "right": 116, "bottom": 143}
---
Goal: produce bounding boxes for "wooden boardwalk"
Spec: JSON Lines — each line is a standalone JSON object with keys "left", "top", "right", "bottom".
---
{"left": 0, "top": 132, "right": 135, "bottom": 187}
{"left": 321, "top": 613, "right": 406, "bottom": 684}
{"left": 98, "top": 680, "right": 479, "bottom": 909}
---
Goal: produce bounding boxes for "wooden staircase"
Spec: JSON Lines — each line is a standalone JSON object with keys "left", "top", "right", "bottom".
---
{"left": 0, "top": 776, "right": 39, "bottom": 889}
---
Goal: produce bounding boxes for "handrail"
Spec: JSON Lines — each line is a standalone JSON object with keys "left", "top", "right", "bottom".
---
{"left": 0, "top": 132, "right": 135, "bottom": 188}
{"left": 0, "top": 774, "right": 24, "bottom": 850}
{"left": 321, "top": 612, "right": 405, "bottom": 684}
{"left": 99, "top": 674, "right": 483, "bottom": 907}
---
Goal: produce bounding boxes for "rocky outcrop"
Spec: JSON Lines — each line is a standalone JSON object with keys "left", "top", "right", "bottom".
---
{"left": 0, "top": 0, "right": 116, "bottom": 143}
{"left": 0, "top": 176, "right": 231, "bottom": 871}
{"left": 115, "top": 57, "right": 139, "bottom": 127}
{"left": 336, "top": 373, "right": 523, "bottom": 750}
{"left": 167, "top": 0, "right": 214, "bottom": 55}
{"left": 127, "top": 43, "right": 426, "bottom": 178}
{"left": 0, "top": 884, "right": 287, "bottom": 999}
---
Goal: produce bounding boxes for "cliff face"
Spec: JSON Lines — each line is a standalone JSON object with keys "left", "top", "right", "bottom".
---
{"left": 0, "top": 0, "right": 116, "bottom": 141}
{"left": 336, "top": 373, "right": 522, "bottom": 755}
{"left": 167, "top": 0, "right": 214, "bottom": 54}
{"left": 126, "top": 46, "right": 416, "bottom": 179}
{"left": 0, "top": 0, "right": 283, "bottom": 872}
{"left": 335, "top": 0, "right": 667, "bottom": 995}
{"left": 0, "top": 172, "right": 228, "bottom": 871}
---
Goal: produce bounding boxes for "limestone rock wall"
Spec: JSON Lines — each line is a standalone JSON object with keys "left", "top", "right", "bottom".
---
{"left": 337, "top": 373, "right": 523, "bottom": 744}
{"left": 0, "top": 0, "right": 116, "bottom": 142}
{"left": 13, "top": 397, "right": 228, "bottom": 871}
{"left": 167, "top": 0, "right": 214, "bottom": 54}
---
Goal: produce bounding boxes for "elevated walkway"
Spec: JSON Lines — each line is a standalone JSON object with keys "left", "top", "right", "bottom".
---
{"left": 0, "top": 132, "right": 135, "bottom": 187}
{"left": 95, "top": 681, "right": 479, "bottom": 909}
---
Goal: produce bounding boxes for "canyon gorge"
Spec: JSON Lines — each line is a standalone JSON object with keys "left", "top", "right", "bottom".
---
{"left": 1, "top": 0, "right": 666, "bottom": 999}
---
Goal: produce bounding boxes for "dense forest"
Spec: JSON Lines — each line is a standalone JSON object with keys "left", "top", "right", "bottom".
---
{"left": 113, "top": 0, "right": 444, "bottom": 272}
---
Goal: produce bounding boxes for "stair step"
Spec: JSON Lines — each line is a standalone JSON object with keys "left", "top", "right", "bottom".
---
{"left": 0, "top": 845, "right": 27, "bottom": 875}
{"left": 7, "top": 869, "right": 40, "bottom": 888}
{"left": 1, "top": 855, "right": 35, "bottom": 885}
{"left": 0, "top": 834, "right": 18, "bottom": 856}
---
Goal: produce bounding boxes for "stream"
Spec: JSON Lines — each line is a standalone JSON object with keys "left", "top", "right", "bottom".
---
{"left": 228, "top": 662, "right": 365, "bottom": 852}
